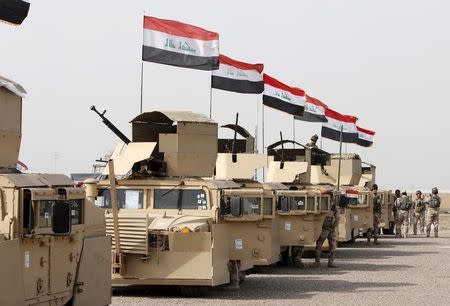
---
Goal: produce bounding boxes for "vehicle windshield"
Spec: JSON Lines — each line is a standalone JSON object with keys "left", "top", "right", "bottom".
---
{"left": 153, "top": 189, "right": 207, "bottom": 210}
{"left": 306, "top": 196, "right": 315, "bottom": 211}
{"left": 38, "top": 199, "right": 83, "bottom": 227}
{"left": 320, "top": 196, "right": 329, "bottom": 211}
{"left": 96, "top": 189, "right": 144, "bottom": 209}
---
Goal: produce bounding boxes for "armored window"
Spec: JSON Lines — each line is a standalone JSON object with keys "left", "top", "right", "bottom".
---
{"left": 70, "top": 200, "right": 83, "bottom": 225}
{"left": 153, "top": 189, "right": 207, "bottom": 210}
{"left": 358, "top": 194, "right": 368, "bottom": 205}
{"left": 38, "top": 200, "right": 53, "bottom": 228}
{"left": 306, "top": 196, "right": 315, "bottom": 211}
{"left": 263, "top": 197, "right": 273, "bottom": 215}
{"left": 97, "top": 189, "right": 144, "bottom": 209}
{"left": 320, "top": 196, "right": 329, "bottom": 211}
{"left": 242, "top": 197, "right": 261, "bottom": 215}
{"left": 291, "top": 196, "right": 306, "bottom": 211}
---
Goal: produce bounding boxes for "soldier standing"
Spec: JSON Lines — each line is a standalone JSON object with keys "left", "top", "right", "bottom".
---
{"left": 394, "top": 191, "right": 411, "bottom": 238}
{"left": 367, "top": 184, "right": 382, "bottom": 245}
{"left": 305, "top": 134, "right": 319, "bottom": 149}
{"left": 393, "top": 189, "right": 401, "bottom": 237}
{"left": 412, "top": 190, "right": 426, "bottom": 235}
{"left": 314, "top": 195, "right": 340, "bottom": 268}
{"left": 426, "top": 187, "right": 441, "bottom": 238}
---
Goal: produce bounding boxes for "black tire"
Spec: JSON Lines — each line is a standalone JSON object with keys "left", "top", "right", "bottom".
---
{"left": 179, "top": 286, "right": 208, "bottom": 297}
{"left": 280, "top": 248, "right": 290, "bottom": 265}
{"left": 239, "top": 271, "right": 246, "bottom": 284}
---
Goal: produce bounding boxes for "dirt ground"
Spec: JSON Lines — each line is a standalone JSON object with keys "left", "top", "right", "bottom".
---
{"left": 112, "top": 215, "right": 450, "bottom": 305}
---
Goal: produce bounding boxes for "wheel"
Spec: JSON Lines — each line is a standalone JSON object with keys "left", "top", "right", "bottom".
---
{"left": 280, "top": 248, "right": 290, "bottom": 265}
{"left": 239, "top": 271, "right": 246, "bottom": 284}
{"left": 179, "top": 286, "right": 208, "bottom": 297}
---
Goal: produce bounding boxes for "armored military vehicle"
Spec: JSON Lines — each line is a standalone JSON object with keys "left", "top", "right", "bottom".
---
{"left": 333, "top": 154, "right": 373, "bottom": 242}
{"left": 0, "top": 76, "right": 111, "bottom": 305}
{"left": 214, "top": 122, "right": 281, "bottom": 276}
{"left": 90, "top": 108, "right": 232, "bottom": 295}
{"left": 265, "top": 138, "right": 332, "bottom": 264}
{"left": 358, "top": 163, "right": 395, "bottom": 234}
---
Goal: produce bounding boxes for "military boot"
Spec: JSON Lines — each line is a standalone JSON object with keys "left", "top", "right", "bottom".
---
{"left": 225, "top": 261, "right": 240, "bottom": 291}
{"left": 435, "top": 232, "right": 439, "bottom": 238}
{"left": 328, "top": 260, "right": 337, "bottom": 268}
{"left": 374, "top": 237, "right": 380, "bottom": 245}
{"left": 312, "top": 257, "right": 321, "bottom": 268}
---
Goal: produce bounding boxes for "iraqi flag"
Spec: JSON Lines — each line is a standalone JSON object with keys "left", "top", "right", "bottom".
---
{"left": 345, "top": 189, "right": 359, "bottom": 199}
{"left": 321, "top": 108, "right": 358, "bottom": 143}
{"left": 356, "top": 126, "right": 375, "bottom": 147}
{"left": 211, "top": 55, "right": 264, "bottom": 94}
{"left": 295, "top": 94, "right": 328, "bottom": 122}
{"left": 262, "top": 74, "right": 305, "bottom": 116}
{"left": 142, "top": 16, "right": 219, "bottom": 70}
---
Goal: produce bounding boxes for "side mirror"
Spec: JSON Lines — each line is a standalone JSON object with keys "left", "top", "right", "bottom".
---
{"left": 230, "top": 196, "right": 242, "bottom": 217}
{"left": 278, "top": 196, "right": 289, "bottom": 212}
{"left": 51, "top": 201, "right": 72, "bottom": 235}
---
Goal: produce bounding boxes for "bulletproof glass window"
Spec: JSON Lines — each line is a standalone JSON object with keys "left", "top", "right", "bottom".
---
{"left": 70, "top": 200, "right": 83, "bottom": 225}
{"left": 347, "top": 196, "right": 358, "bottom": 205}
{"left": 153, "top": 189, "right": 207, "bottom": 210}
{"left": 291, "top": 196, "right": 306, "bottom": 211}
{"left": 320, "top": 196, "right": 329, "bottom": 211}
{"left": 242, "top": 197, "right": 261, "bottom": 215}
{"left": 358, "top": 194, "right": 368, "bottom": 205}
{"left": 22, "top": 189, "right": 34, "bottom": 235}
{"left": 38, "top": 200, "right": 53, "bottom": 228}
{"left": 96, "top": 189, "right": 144, "bottom": 209}
{"left": 263, "top": 197, "right": 273, "bottom": 215}
{"left": 277, "top": 196, "right": 290, "bottom": 212}
{"left": 306, "top": 196, "right": 315, "bottom": 211}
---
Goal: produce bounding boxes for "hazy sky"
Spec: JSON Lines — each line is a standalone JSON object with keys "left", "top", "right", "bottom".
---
{"left": 1, "top": 0, "right": 449, "bottom": 190}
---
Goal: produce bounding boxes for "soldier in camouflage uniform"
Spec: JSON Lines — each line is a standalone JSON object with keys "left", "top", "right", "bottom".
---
{"left": 426, "top": 187, "right": 441, "bottom": 238}
{"left": 314, "top": 195, "right": 341, "bottom": 268}
{"left": 394, "top": 191, "right": 411, "bottom": 238}
{"left": 367, "top": 184, "right": 382, "bottom": 244}
{"left": 412, "top": 190, "right": 426, "bottom": 235}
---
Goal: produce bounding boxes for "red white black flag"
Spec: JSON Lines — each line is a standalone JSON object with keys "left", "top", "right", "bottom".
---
{"left": 295, "top": 94, "right": 328, "bottom": 122}
{"left": 211, "top": 55, "right": 264, "bottom": 94}
{"left": 356, "top": 126, "right": 375, "bottom": 147}
{"left": 263, "top": 74, "right": 305, "bottom": 116}
{"left": 321, "top": 108, "right": 358, "bottom": 143}
{"left": 142, "top": 16, "right": 219, "bottom": 70}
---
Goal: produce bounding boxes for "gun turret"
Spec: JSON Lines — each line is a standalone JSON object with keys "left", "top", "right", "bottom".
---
{"left": 91, "top": 105, "right": 131, "bottom": 145}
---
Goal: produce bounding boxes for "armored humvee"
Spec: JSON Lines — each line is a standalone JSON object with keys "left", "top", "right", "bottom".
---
{"left": 265, "top": 139, "right": 332, "bottom": 264}
{"left": 214, "top": 124, "right": 281, "bottom": 277}
{"left": 358, "top": 163, "right": 395, "bottom": 234}
{"left": 90, "top": 109, "right": 232, "bottom": 295}
{"left": 0, "top": 77, "right": 111, "bottom": 306}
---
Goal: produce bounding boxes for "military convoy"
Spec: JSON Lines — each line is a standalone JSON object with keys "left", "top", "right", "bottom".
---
{"left": 0, "top": 77, "right": 111, "bottom": 306}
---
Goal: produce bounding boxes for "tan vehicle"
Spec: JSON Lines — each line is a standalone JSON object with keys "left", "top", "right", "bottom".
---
{"left": 214, "top": 124, "right": 281, "bottom": 275}
{"left": 358, "top": 163, "right": 395, "bottom": 234}
{"left": 336, "top": 154, "right": 373, "bottom": 242}
{"left": 0, "top": 77, "right": 111, "bottom": 306}
{"left": 265, "top": 139, "right": 332, "bottom": 262}
{"left": 90, "top": 109, "right": 232, "bottom": 295}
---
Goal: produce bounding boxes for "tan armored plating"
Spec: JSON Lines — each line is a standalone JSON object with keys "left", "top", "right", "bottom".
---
{"left": 0, "top": 77, "right": 111, "bottom": 306}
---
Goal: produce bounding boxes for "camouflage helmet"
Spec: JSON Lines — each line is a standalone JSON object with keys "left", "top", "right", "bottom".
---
{"left": 370, "top": 184, "right": 378, "bottom": 191}
{"left": 432, "top": 187, "right": 438, "bottom": 194}
{"left": 311, "top": 134, "right": 319, "bottom": 142}
{"left": 416, "top": 190, "right": 422, "bottom": 195}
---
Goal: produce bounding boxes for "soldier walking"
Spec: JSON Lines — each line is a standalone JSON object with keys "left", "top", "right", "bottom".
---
{"left": 394, "top": 191, "right": 411, "bottom": 238}
{"left": 412, "top": 190, "right": 426, "bottom": 235}
{"left": 426, "top": 187, "right": 441, "bottom": 238}
{"left": 367, "top": 184, "right": 381, "bottom": 245}
{"left": 314, "top": 195, "right": 340, "bottom": 268}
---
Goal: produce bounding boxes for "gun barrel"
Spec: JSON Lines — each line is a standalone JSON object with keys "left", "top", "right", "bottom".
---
{"left": 90, "top": 105, "right": 131, "bottom": 144}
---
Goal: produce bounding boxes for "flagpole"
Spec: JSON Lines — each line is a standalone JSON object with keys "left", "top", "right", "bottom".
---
{"left": 256, "top": 94, "right": 260, "bottom": 153}
{"left": 140, "top": 12, "right": 145, "bottom": 114}
{"left": 209, "top": 72, "right": 213, "bottom": 119}
{"left": 337, "top": 124, "right": 343, "bottom": 190}
{"left": 262, "top": 104, "right": 265, "bottom": 180}
{"left": 292, "top": 117, "right": 296, "bottom": 148}
{"left": 140, "top": 61, "right": 144, "bottom": 113}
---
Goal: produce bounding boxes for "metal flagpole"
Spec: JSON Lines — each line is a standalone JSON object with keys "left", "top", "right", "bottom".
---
{"left": 337, "top": 124, "right": 344, "bottom": 190}
{"left": 209, "top": 72, "right": 213, "bottom": 119}
{"left": 292, "top": 117, "right": 296, "bottom": 148}
{"left": 262, "top": 104, "right": 266, "bottom": 180}
{"left": 255, "top": 94, "right": 260, "bottom": 153}
{"left": 140, "top": 61, "right": 144, "bottom": 113}
{"left": 140, "top": 12, "right": 145, "bottom": 114}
